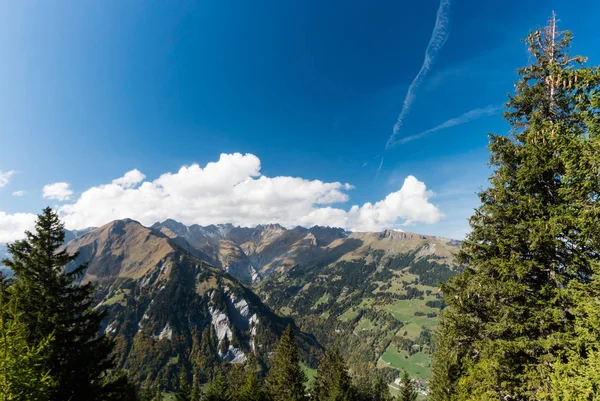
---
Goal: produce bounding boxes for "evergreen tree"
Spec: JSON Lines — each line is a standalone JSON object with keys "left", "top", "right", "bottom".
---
{"left": 239, "top": 355, "right": 267, "bottom": 401}
{"left": 176, "top": 367, "right": 191, "bottom": 401}
{"left": 264, "top": 325, "right": 308, "bottom": 401}
{"left": 204, "top": 372, "right": 230, "bottom": 401}
{"left": 431, "top": 14, "right": 600, "bottom": 401}
{"left": 371, "top": 374, "right": 392, "bottom": 401}
{"left": 313, "top": 348, "right": 355, "bottom": 401}
{"left": 151, "top": 385, "right": 162, "bottom": 401}
{"left": 138, "top": 379, "right": 155, "bottom": 401}
{"left": 2, "top": 207, "right": 135, "bottom": 400}
{"left": 0, "top": 289, "right": 53, "bottom": 401}
{"left": 190, "top": 372, "right": 203, "bottom": 401}
{"left": 398, "top": 371, "right": 416, "bottom": 401}
{"left": 353, "top": 376, "right": 374, "bottom": 401}
{"left": 227, "top": 362, "right": 248, "bottom": 400}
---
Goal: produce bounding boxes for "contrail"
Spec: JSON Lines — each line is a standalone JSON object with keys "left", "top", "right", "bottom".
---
{"left": 390, "top": 105, "right": 502, "bottom": 147}
{"left": 385, "top": 0, "right": 451, "bottom": 150}
{"left": 375, "top": 156, "right": 384, "bottom": 178}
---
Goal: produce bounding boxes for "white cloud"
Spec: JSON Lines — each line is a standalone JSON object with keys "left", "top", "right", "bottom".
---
{"left": 12, "top": 190, "right": 25, "bottom": 197}
{"left": 42, "top": 182, "right": 73, "bottom": 201}
{"left": 59, "top": 153, "right": 443, "bottom": 232}
{"left": 0, "top": 153, "right": 444, "bottom": 242}
{"left": 0, "top": 212, "right": 37, "bottom": 243}
{"left": 0, "top": 171, "right": 15, "bottom": 188}
{"left": 112, "top": 169, "right": 146, "bottom": 188}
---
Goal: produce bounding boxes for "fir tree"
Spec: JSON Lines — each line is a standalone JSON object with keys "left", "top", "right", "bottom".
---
{"left": 398, "top": 371, "right": 416, "bottom": 401}
{"left": 227, "top": 362, "right": 248, "bottom": 400}
{"left": 176, "top": 367, "right": 191, "bottom": 401}
{"left": 0, "top": 289, "right": 53, "bottom": 401}
{"left": 264, "top": 325, "right": 308, "bottom": 401}
{"left": 190, "top": 372, "right": 203, "bottom": 401}
{"left": 239, "top": 355, "right": 267, "bottom": 401}
{"left": 371, "top": 374, "right": 392, "bottom": 401}
{"left": 204, "top": 372, "right": 230, "bottom": 401}
{"left": 313, "top": 348, "right": 355, "bottom": 401}
{"left": 431, "top": 14, "right": 600, "bottom": 401}
{"left": 2, "top": 207, "right": 135, "bottom": 400}
{"left": 151, "top": 385, "right": 162, "bottom": 401}
{"left": 353, "top": 376, "right": 374, "bottom": 401}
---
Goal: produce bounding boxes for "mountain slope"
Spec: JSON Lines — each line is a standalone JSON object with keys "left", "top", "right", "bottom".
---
{"left": 65, "top": 219, "right": 321, "bottom": 389}
{"left": 64, "top": 218, "right": 460, "bottom": 394}
{"left": 151, "top": 220, "right": 349, "bottom": 284}
{"left": 255, "top": 230, "right": 461, "bottom": 392}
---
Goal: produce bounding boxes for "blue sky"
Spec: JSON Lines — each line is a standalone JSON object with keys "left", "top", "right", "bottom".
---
{"left": 1, "top": 0, "right": 599, "bottom": 241}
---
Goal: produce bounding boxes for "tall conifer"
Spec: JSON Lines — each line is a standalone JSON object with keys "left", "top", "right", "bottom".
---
{"left": 313, "top": 348, "right": 355, "bottom": 401}
{"left": 398, "top": 371, "right": 416, "bottom": 401}
{"left": 431, "top": 14, "right": 600, "bottom": 400}
{"left": 204, "top": 372, "right": 230, "bottom": 401}
{"left": 239, "top": 355, "right": 267, "bottom": 401}
{"left": 2, "top": 207, "right": 134, "bottom": 400}
{"left": 265, "top": 325, "right": 308, "bottom": 401}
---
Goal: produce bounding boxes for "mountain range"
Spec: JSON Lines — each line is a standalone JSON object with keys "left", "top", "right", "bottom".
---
{"left": 2, "top": 218, "right": 462, "bottom": 393}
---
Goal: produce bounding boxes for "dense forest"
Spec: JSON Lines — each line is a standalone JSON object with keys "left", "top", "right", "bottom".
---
{"left": 2, "top": 15, "right": 600, "bottom": 401}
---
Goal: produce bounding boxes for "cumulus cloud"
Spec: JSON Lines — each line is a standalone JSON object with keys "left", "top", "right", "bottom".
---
{"left": 0, "top": 153, "right": 444, "bottom": 243}
{"left": 0, "top": 212, "right": 37, "bottom": 243}
{"left": 42, "top": 182, "right": 73, "bottom": 201}
{"left": 59, "top": 153, "right": 442, "bottom": 231}
{"left": 0, "top": 171, "right": 15, "bottom": 188}
{"left": 12, "top": 190, "right": 25, "bottom": 197}
{"left": 112, "top": 169, "right": 146, "bottom": 188}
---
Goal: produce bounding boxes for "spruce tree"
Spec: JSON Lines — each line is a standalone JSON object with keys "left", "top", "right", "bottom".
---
{"left": 398, "top": 371, "right": 416, "bottom": 401}
{"left": 313, "top": 348, "right": 355, "bottom": 401}
{"left": 264, "top": 325, "right": 308, "bottom": 401}
{"left": 151, "top": 386, "right": 162, "bottom": 401}
{"left": 204, "top": 372, "right": 230, "bottom": 401}
{"left": 190, "top": 372, "right": 203, "bottom": 401}
{"left": 371, "top": 374, "right": 393, "bottom": 401}
{"left": 431, "top": 14, "right": 600, "bottom": 401}
{"left": 0, "top": 289, "right": 53, "bottom": 401}
{"left": 2, "top": 207, "right": 134, "bottom": 400}
{"left": 239, "top": 355, "right": 267, "bottom": 401}
{"left": 176, "top": 368, "right": 191, "bottom": 401}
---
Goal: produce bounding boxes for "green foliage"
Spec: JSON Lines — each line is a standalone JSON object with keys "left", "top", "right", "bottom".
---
{"left": 0, "top": 289, "right": 53, "bottom": 401}
{"left": 238, "top": 355, "right": 267, "bottom": 401}
{"left": 371, "top": 373, "right": 394, "bottom": 401}
{"left": 432, "top": 15, "right": 600, "bottom": 401}
{"left": 2, "top": 207, "right": 135, "bottom": 400}
{"left": 204, "top": 372, "right": 230, "bottom": 401}
{"left": 257, "top": 248, "right": 453, "bottom": 383}
{"left": 265, "top": 325, "right": 308, "bottom": 401}
{"left": 175, "top": 367, "right": 190, "bottom": 401}
{"left": 190, "top": 372, "right": 202, "bottom": 401}
{"left": 313, "top": 348, "right": 355, "bottom": 401}
{"left": 398, "top": 371, "right": 417, "bottom": 401}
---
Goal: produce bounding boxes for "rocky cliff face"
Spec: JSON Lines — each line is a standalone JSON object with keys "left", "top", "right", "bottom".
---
{"left": 151, "top": 220, "right": 350, "bottom": 283}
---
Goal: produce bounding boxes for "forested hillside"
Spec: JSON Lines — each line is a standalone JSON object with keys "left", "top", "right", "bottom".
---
{"left": 256, "top": 230, "right": 461, "bottom": 392}
{"left": 64, "top": 219, "right": 322, "bottom": 389}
